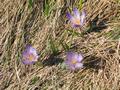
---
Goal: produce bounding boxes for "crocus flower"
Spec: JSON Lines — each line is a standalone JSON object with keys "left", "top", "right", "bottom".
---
{"left": 65, "top": 51, "right": 83, "bottom": 70}
{"left": 22, "top": 45, "right": 38, "bottom": 65}
{"left": 66, "top": 8, "right": 86, "bottom": 27}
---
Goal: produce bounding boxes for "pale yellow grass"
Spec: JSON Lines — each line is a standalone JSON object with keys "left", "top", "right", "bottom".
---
{"left": 0, "top": 0, "right": 120, "bottom": 90}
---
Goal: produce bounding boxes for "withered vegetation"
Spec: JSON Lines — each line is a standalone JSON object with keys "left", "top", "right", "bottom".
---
{"left": 0, "top": 0, "right": 120, "bottom": 89}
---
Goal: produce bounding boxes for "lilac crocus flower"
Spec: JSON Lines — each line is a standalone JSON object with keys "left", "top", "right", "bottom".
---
{"left": 65, "top": 51, "right": 83, "bottom": 70}
{"left": 66, "top": 8, "right": 86, "bottom": 27}
{"left": 22, "top": 45, "right": 38, "bottom": 65}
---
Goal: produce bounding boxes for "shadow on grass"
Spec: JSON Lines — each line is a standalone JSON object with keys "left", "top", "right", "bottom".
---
{"left": 83, "top": 56, "right": 106, "bottom": 71}
{"left": 42, "top": 54, "right": 106, "bottom": 72}
{"left": 85, "top": 16, "right": 108, "bottom": 33}
{"left": 42, "top": 54, "right": 64, "bottom": 66}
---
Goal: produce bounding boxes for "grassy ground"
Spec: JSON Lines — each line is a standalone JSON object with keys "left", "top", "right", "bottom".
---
{"left": 0, "top": 0, "right": 120, "bottom": 90}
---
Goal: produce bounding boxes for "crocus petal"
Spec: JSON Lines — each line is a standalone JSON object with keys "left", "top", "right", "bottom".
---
{"left": 72, "top": 24, "right": 81, "bottom": 27}
{"left": 25, "top": 45, "right": 32, "bottom": 52}
{"left": 25, "top": 45, "right": 38, "bottom": 56}
{"left": 66, "top": 52, "right": 74, "bottom": 61}
{"left": 29, "top": 47, "right": 37, "bottom": 55}
{"left": 22, "top": 46, "right": 32, "bottom": 57}
{"left": 65, "top": 61, "right": 76, "bottom": 70}
{"left": 66, "top": 12, "right": 73, "bottom": 20}
{"left": 80, "top": 11, "right": 86, "bottom": 26}
{"left": 65, "top": 51, "right": 84, "bottom": 70}
{"left": 77, "top": 54, "right": 83, "bottom": 62}
{"left": 75, "top": 63, "right": 83, "bottom": 69}
{"left": 67, "top": 52, "right": 76, "bottom": 61}
{"left": 73, "top": 8, "right": 80, "bottom": 19}
{"left": 66, "top": 52, "right": 83, "bottom": 62}
{"left": 65, "top": 58, "right": 75, "bottom": 70}
{"left": 22, "top": 51, "right": 28, "bottom": 58}
{"left": 71, "top": 52, "right": 82, "bottom": 62}
{"left": 69, "top": 65, "right": 76, "bottom": 70}
{"left": 22, "top": 60, "right": 35, "bottom": 65}
{"left": 22, "top": 45, "right": 38, "bottom": 65}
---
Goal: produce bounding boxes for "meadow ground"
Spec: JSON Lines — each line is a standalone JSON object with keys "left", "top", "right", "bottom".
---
{"left": 0, "top": 0, "right": 120, "bottom": 90}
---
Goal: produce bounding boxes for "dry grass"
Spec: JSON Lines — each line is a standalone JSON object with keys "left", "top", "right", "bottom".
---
{"left": 0, "top": 0, "right": 120, "bottom": 90}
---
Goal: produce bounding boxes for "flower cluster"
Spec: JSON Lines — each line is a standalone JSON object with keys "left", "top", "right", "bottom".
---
{"left": 21, "top": 7, "right": 85, "bottom": 71}
{"left": 65, "top": 51, "right": 83, "bottom": 70}
{"left": 22, "top": 46, "right": 83, "bottom": 70}
{"left": 66, "top": 8, "right": 86, "bottom": 27}
{"left": 22, "top": 45, "right": 38, "bottom": 65}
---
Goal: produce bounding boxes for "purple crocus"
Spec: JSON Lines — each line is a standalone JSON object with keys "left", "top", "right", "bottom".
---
{"left": 22, "top": 45, "right": 38, "bottom": 65}
{"left": 65, "top": 51, "right": 83, "bottom": 70}
{"left": 66, "top": 8, "right": 86, "bottom": 27}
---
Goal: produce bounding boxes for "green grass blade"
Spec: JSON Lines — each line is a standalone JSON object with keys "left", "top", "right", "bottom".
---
{"left": 79, "top": 0, "right": 83, "bottom": 10}
{"left": 28, "top": 0, "right": 33, "bottom": 8}
{"left": 49, "top": 37, "right": 59, "bottom": 55}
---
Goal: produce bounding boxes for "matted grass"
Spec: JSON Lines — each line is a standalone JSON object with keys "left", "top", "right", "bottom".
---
{"left": 0, "top": 0, "right": 120, "bottom": 90}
